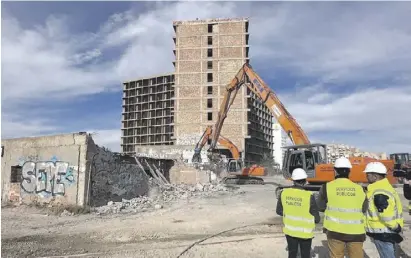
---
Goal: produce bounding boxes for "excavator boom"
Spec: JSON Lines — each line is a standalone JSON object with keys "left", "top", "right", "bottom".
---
{"left": 210, "top": 63, "right": 310, "bottom": 152}
{"left": 193, "top": 62, "right": 397, "bottom": 190}
{"left": 192, "top": 62, "right": 311, "bottom": 186}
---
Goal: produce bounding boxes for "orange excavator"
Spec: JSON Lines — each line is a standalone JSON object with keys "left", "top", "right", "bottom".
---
{"left": 192, "top": 125, "right": 240, "bottom": 164}
{"left": 193, "top": 62, "right": 397, "bottom": 188}
{"left": 192, "top": 125, "right": 266, "bottom": 184}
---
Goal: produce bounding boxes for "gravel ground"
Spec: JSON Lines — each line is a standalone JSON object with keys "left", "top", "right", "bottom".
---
{"left": 2, "top": 176, "right": 411, "bottom": 258}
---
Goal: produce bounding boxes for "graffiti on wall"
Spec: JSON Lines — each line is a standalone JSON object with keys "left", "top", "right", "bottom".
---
{"left": 20, "top": 160, "right": 76, "bottom": 196}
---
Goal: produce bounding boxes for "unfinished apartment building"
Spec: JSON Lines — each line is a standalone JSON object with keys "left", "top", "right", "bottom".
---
{"left": 173, "top": 18, "right": 273, "bottom": 164}
{"left": 121, "top": 74, "right": 175, "bottom": 154}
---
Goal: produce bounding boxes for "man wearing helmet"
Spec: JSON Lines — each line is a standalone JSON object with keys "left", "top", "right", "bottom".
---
{"left": 317, "top": 157, "right": 368, "bottom": 258}
{"left": 276, "top": 168, "right": 321, "bottom": 258}
{"left": 364, "top": 161, "right": 404, "bottom": 258}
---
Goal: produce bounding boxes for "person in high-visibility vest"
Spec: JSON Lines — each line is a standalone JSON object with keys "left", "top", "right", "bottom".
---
{"left": 403, "top": 179, "right": 411, "bottom": 215}
{"left": 317, "top": 157, "right": 367, "bottom": 258}
{"left": 276, "top": 168, "right": 320, "bottom": 258}
{"left": 364, "top": 162, "right": 404, "bottom": 258}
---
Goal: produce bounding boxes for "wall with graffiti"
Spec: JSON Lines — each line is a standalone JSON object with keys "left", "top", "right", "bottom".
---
{"left": 87, "top": 142, "right": 149, "bottom": 207}
{"left": 20, "top": 161, "right": 75, "bottom": 197}
{"left": 1, "top": 133, "right": 150, "bottom": 207}
{"left": 1, "top": 133, "right": 89, "bottom": 206}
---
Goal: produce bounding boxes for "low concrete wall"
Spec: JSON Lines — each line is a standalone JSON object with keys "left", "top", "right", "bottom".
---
{"left": 1, "top": 133, "right": 89, "bottom": 206}
{"left": 169, "top": 163, "right": 212, "bottom": 184}
{"left": 88, "top": 142, "right": 149, "bottom": 207}
{"left": 1, "top": 133, "right": 150, "bottom": 208}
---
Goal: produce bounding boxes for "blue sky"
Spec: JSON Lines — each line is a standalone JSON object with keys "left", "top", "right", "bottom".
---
{"left": 1, "top": 1, "right": 411, "bottom": 154}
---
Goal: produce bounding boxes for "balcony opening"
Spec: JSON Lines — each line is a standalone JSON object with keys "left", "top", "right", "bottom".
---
{"left": 207, "top": 73, "right": 213, "bottom": 82}
{"left": 207, "top": 86, "right": 213, "bottom": 95}
{"left": 208, "top": 24, "right": 213, "bottom": 33}
{"left": 207, "top": 99, "right": 213, "bottom": 108}
{"left": 207, "top": 48, "right": 213, "bottom": 57}
{"left": 207, "top": 36, "right": 212, "bottom": 45}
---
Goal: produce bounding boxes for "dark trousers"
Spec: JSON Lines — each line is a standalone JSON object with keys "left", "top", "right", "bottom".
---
{"left": 286, "top": 235, "right": 312, "bottom": 258}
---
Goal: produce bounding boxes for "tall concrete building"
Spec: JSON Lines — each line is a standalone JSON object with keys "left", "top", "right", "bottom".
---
{"left": 121, "top": 74, "right": 175, "bottom": 154}
{"left": 121, "top": 18, "right": 273, "bottom": 164}
{"left": 173, "top": 18, "right": 273, "bottom": 164}
{"left": 272, "top": 122, "right": 287, "bottom": 168}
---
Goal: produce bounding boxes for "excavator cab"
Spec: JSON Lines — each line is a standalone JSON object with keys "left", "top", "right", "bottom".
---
{"left": 390, "top": 153, "right": 410, "bottom": 168}
{"left": 390, "top": 153, "right": 411, "bottom": 179}
{"left": 228, "top": 159, "right": 243, "bottom": 173}
{"left": 282, "top": 144, "right": 327, "bottom": 180}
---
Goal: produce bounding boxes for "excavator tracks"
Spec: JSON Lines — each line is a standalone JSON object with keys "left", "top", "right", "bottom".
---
{"left": 221, "top": 176, "right": 265, "bottom": 185}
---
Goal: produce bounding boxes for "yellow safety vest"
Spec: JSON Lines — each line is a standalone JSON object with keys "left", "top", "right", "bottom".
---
{"left": 281, "top": 188, "right": 315, "bottom": 239}
{"left": 365, "top": 178, "right": 404, "bottom": 233}
{"left": 324, "top": 178, "right": 366, "bottom": 235}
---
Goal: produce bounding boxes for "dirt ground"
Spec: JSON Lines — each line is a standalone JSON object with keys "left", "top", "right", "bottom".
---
{"left": 2, "top": 177, "right": 411, "bottom": 258}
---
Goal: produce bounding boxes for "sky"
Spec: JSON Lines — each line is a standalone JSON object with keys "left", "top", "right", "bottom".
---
{"left": 1, "top": 1, "right": 411, "bottom": 154}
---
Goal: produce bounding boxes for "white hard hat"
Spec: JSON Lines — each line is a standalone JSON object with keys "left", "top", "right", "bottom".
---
{"left": 291, "top": 168, "right": 308, "bottom": 180}
{"left": 363, "top": 162, "right": 387, "bottom": 174}
{"left": 334, "top": 157, "right": 352, "bottom": 168}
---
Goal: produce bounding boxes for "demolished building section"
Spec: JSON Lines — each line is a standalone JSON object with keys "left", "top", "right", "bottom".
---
{"left": 1, "top": 133, "right": 233, "bottom": 208}
{"left": 326, "top": 143, "right": 387, "bottom": 163}
{"left": 122, "top": 19, "right": 273, "bottom": 167}
{"left": 120, "top": 18, "right": 273, "bottom": 167}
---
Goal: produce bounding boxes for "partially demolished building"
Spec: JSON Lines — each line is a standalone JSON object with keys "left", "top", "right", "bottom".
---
{"left": 121, "top": 18, "right": 274, "bottom": 165}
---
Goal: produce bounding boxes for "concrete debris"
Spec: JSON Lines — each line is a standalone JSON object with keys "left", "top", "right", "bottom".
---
{"left": 94, "top": 179, "right": 235, "bottom": 215}
{"left": 60, "top": 210, "right": 74, "bottom": 217}
{"left": 154, "top": 204, "right": 163, "bottom": 209}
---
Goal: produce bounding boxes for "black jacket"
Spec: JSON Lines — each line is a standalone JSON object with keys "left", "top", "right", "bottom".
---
{"left": 276, "top": 185, "right": 321, "bottom": 224}
{"left": 404, "top": 183, "right": 411, "bottom": 200}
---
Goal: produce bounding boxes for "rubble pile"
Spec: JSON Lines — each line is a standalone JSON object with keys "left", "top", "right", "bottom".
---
{"left": 94, "top": 180, "right": 235, "bottom": 215}
{"left": 326, "top": 143, "right": 387, "bottom": 163}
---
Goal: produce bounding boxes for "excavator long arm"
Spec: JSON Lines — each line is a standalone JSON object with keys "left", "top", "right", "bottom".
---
{"left": 209, "top": 63, "right": 310, "bottom": 151}
{"left": 192, "top": 125, "right": 240, "bottom": 163}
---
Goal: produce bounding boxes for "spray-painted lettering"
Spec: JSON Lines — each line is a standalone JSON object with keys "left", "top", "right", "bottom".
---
{"left": 21, "top": 161, "right": 75, "bottom": 196}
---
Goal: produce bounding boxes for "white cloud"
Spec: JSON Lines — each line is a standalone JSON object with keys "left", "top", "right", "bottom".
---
{"left": 284, "top": 86, "right": 411, "bottom": 131}
{"left": 88, "top": 129, "right": 121, "bottom": 152}
{"left": 279, "top": 85, "right": 411, "bottom": 152}
{"left": 1, "top": 114, "right": 60, "bottom": 138}
{"left": 1, "top": 2, "right": 411, "bottom": 154}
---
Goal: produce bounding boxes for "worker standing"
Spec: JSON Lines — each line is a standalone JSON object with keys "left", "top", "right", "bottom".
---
{"left": 276, "top": 168, "right": 320, "bottom": 258}
{"left": 403, "top": 179, "right": 411, "bottom": 215}
{"left": 364, "top": 162, "right": 404, "bottom": 258}
{"left": 317, "top": 157, "right": 367, "bottom": 258}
